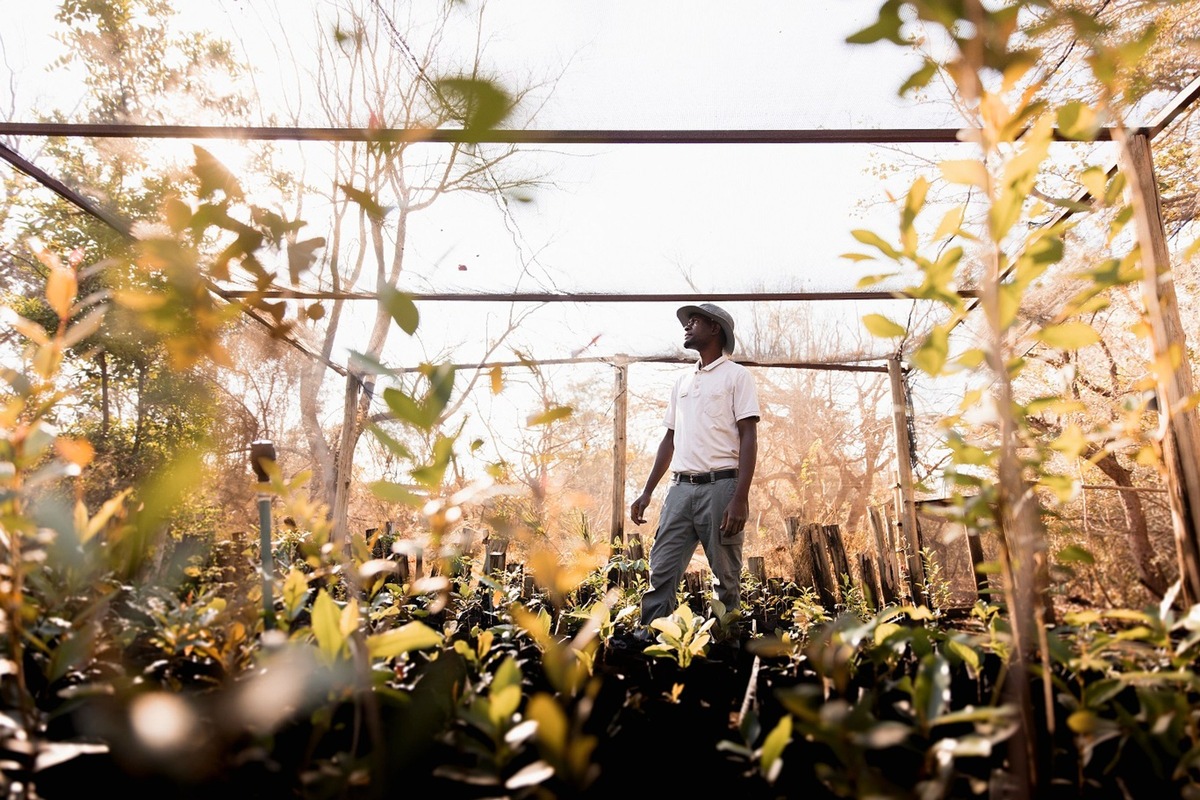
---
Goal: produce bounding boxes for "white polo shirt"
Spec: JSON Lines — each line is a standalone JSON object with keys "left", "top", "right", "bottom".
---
{"left": 663, "top": 355, "right": 760, "bottom": 473}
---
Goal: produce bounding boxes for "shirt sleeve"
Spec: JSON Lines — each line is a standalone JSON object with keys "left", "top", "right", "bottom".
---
{"left": 733, "top": 366, "right": 761, "bottom": 422}
{"left": 663, "top": 373, "right": 683, "bottom": 429}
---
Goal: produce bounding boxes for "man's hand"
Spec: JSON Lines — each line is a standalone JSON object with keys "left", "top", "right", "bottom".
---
{"left": 630, "top": 492, "right": 652, "bottom": 525}
{"left": 721, "top": 497, "right": 749, "bottom": 535}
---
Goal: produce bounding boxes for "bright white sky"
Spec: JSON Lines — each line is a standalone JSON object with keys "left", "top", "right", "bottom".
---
{"left": 3, "top": 0, "right": 978, "bottom": 475}
{"left": 3, "top": 0, "right": 963, "bottom": 365}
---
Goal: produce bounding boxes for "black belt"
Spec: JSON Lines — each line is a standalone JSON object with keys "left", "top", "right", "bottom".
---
{"left": 673, "top": 469, "right": 738, "bottom": 485}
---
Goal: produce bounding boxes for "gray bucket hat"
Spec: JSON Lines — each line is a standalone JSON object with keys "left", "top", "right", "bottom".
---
{"left": 676, "top": 303, "right": 735, "bottom": 355}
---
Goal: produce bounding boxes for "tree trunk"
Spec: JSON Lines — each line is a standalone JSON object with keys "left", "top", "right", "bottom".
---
{"left": 1090, "top": 449, "right": 1169, "bottom": 597}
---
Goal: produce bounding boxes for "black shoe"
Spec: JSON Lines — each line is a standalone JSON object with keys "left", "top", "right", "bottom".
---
{"left": 631, "top": 628, "right": 653, "bottom": 645}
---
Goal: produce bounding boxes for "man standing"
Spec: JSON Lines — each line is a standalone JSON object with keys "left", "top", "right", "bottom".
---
{"left": 630, "top": 303, "right": 760, "bottom": 639}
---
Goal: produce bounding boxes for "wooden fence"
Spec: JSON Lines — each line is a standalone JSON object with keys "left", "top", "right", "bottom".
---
{"left": 354, "top": 497, "right": 989, "bottom": 616}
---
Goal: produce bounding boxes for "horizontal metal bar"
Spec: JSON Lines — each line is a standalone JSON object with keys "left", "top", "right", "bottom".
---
{"left": 0, "top": 121, "right": 1126, "bottom": 145}
{"left": 218, "top": 289, "right": 982, "bottom": 302}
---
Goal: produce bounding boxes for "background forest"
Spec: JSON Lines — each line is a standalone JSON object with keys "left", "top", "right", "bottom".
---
{"left": 3, "top": 1, "right": 1200, "bottom": 798}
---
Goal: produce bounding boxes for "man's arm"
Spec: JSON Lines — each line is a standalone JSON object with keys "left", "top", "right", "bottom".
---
{"left": 630, "top": 428, "right": 675, "bottom": 525}
{"left": 721, "top": 417, "right": 758, "bottom": 534}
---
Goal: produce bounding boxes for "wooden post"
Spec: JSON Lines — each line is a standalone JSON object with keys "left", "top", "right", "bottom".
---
{"left": 789, "top": 519, "right": 837, "bottom": 610}
{"left": 857, "top": 553, "right": 880, "bottom": 610}
{"left": 612, "top": 358, "right": 629, "bottom": 546}
{"left": 822, "top": 524, "right": 852, "bottom": 589}
{"left": 747, "top": 556, "right": 766, "bottom": 585}
{"left": 1123, "top": 131, "right": 1200, "bottom": 606}
{"left": 965, "top": 527, "right": 989, "bottom": 600}
{"left": 484, "top": 538, "right": 508, "bottom": 575}
{"left": 868, "top": 506, "right": 901, "bottom": 604}
{"left": 888, "top": 356, "right": 926, "bottom": 596}
{"left": 785, "top": 517, "right": 816, "bottom": 595}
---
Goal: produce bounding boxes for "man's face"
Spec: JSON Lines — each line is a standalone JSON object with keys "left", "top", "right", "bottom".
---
{"left": 682, "top": 313, "right": 719, "bottom": 351}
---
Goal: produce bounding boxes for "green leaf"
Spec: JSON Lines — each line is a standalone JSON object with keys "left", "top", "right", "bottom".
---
{"left": 436, "top": 77, "right": 514, "bottom": 133}
{"left": 383, "top": 386, "right": 427, "bottom": 427}
{"left": 899, "top": 59, "right": 939, "bottom": 96}
{"left": 1056, "top": 545, "right": 1095, "bottom": 565}
{"left": 366, "top": 423, "right": 413, "bottom": 459}
{"left": 1056, "top": 102, "right": 1099, "bottom": 141}
{"left": 914, "top": 652, "right": 951, "bottom": 727}
{"left": 845, "top": 0, "right": 906, "bottom": 46}
{"left": 944, "top": 638, "right": 981, "bottom": 673}
{"left": 369, "top": 480, "right": 425, "bottom": 507}
{"left": 862, "top": 313, "right": 906, "bottom": 339}
{"left": 1035, "top": 321, "right": 1101, "bottom": 350}
{"left": 367, "top": 620, "right": 444, "bottom": 659}
{"left": 381, "top": 285, "right": 420, "bottom": 335}
{"left": 494, "top": 655, "right": 523, "bottom": 692}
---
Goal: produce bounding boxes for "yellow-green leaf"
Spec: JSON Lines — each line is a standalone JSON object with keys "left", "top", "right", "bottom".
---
{"left": 933, "top": 205, "right": 965, "bottom": 241}
{"left": 1035, "top": 322, "right": 1101, "bottom": 350}
{"left": 1057, "top": 545, "right": 1095, "bottom": 565}
{"left": 380, "top": 286, "right": 419, "bottom": 335}
{"left": 1056, "top": 101, "right": 1099, "bottom": 142}
{"left": 862, "top": 313, "right": 906, "bottom": 339}
{"left": 875, "top": 621, "right": 902, "bottom": 645}
{"left": 488, "top": 683, "right": 522, "bottom": 727}
{"left": 366, "top": 620, "right": 443, "bottom": 660}
{"left": 82, "top": 489, "right": 131, "bottom": 542}
{"left": 1040, "top": 473, "right": 1077, "bottom": 502}
{"left": 945, "top": 638, "right": 981, "bottom": 672}
{"left": 911, "top": 324, "right": 949, "bottom": 376}
{"left": 1080, "top": 166, "right": 1109, "bottom": 202}
{"left": 850, "top": 229, "right": 900, "bottom": 260}
{"left": 527, "top": 405, "right": 573, "bottom": 426}
{"left": 282, "top": 568, "right": 311, "bottom": 617}
{"left": 939, "top": 159, "right": 989, "bottom": 189}
{"left": 311, "top": 590, "right": 347, "bottom": 661}
{"left": 1050, "top": 423, "right": 1088, "bottom": 457}
{"left": 760, "top": 715, "right": 793, "bottom": 775}
{"left": 527, "top": 693, "right": 567, "bottom": 748}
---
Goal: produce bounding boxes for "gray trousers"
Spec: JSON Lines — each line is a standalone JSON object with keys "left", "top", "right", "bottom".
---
{"left": 639, "top": 476, "right": 743, "bottom": 626}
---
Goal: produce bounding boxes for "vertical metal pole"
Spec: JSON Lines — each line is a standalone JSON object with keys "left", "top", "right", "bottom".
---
{"left": 251, "top": 440, "right": 277, "bottom": 630}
